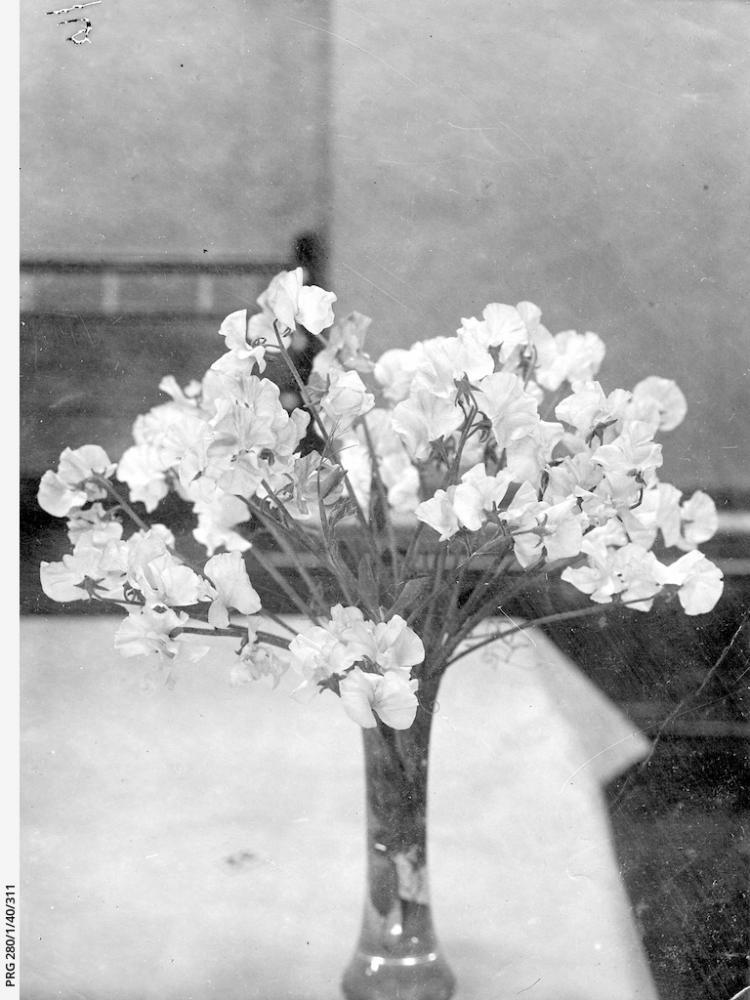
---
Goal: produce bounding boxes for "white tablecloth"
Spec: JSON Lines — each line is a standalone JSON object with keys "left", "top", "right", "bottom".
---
{"left": 20, "top": 616, "right": 658, "bottom": 999}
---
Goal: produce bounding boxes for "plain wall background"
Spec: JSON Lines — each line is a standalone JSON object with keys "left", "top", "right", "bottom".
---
{"left": 21, "top": 0, "right": 750, "bottom": 493}
{"left": 20, "top": 0, "right": 330, "bottom": 259}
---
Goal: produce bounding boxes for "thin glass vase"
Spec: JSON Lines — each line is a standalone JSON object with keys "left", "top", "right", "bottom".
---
{"left": 341, "top": 680, "right": 456, "bottom": 1000}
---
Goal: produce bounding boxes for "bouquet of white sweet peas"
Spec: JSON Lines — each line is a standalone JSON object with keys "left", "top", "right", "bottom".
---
{"left": 38, "top": 268, "right": 724, "bottom": 730}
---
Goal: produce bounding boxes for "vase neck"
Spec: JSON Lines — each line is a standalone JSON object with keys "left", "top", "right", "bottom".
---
{"left": 358, "top": 690, "right": 438, "bottom": 924}
{"left": 341, "top": 686, "right": 456, "bottom": 999}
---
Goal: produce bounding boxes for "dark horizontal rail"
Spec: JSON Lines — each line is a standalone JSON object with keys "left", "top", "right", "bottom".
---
{"left": 20, "top": 257, "right": 291, "bottom": 276}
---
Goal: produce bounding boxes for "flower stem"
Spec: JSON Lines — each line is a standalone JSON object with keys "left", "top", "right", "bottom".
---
{"left": 446, "top": 599, "right": 640, "bottom": 667}
{"left": 273, "top": 322, "right": 373, "bottom": 542}
{"left": 259, "top": 608, "right": 299, "bottom": 637}
{"left": 420, "top": 545, "right": 447, "bottom": 663}
{"left": 401, "top": 521, "right": 426, "bottom": 578}
{"left": 248, "top": 495, "right": 329, "bottom": 617}
{"left": 360, "top": 414, "right": 400, "bottom": 588}
{"left": 451, "top": 549, "right": 516, "bottom": 627}
{"left": 256, "top": 629, "right": 293, "bottom": 650}
{"left": 442, "top": 556, "right": 471, "bottom": 640}
{"left": 316, "top": 492, "right": 359, "bottom": 607}
{"left": 245, "top": 545, "right": 319, "bottom": 624}
{"left": 450, "top": 553, "right": 582, "bottom": 650}
{"left": 403, "top": 535, "right": 509, "bottom": 629}
{"left": 172, "top": 625, "right": 244, "bottom": 639}
{"left": 445, "top": 399, "right": 478, "bottom": 485}
{"left": 92, "top": 474, "right": 149, "bottom": 532}
{"left": 169, "top": 625, "right": 291, "bottom": 650}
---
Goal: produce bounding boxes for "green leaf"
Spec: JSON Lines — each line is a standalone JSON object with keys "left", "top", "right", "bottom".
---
{"left": 369, "top": 470, "right": 388, "bottom": 536}
{"left": 328, "top": 497, "right": 359, "bottom": 533}
{"left": 368, "top": 852, "right": 399, "bottom": 917}
{"left": 387, "top": 577, "right": 433, "bottom": 619}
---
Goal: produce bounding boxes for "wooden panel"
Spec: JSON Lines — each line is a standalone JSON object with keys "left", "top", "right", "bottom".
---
{"left": 20, "top": 309, "right": 303, "bottom": 476}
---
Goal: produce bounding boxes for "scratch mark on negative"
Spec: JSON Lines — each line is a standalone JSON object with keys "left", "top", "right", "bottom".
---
{"left": 286, "top": 16, "right": 418, "bottom": 87}
{"left": 559, "top": 732, "right": 645, "bottom": 792}
{"left": 516, "top": 978, "right": 542, "bottom": 994}
{"left": 446, "top": 119, "right": 537, "bottom": 155}
{"left": 337, "top": 261, "right": 414, "bottom": 312}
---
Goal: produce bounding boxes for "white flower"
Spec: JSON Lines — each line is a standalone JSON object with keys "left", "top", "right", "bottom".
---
{"left": 66, "top": 503, "right": 123, "bottom": 549}
{"left": 592, "top": 421, "right": 663, "bottom": 481}
{"left": 361, "top": 615, "right": 425, "bottom": 675}
{"left": 297, "top": 284, "right": 337, "bottom": 335}
{"left": 653, "top": 484, "right": 718, "bottom": 555}
{"left": 117, "top": 445, "right": 170, "bottom": 513}
{"left": 34, "top": 285, "right": 726, "bottom": 715}
{"left": 679, "top": 491, "right": 718, "bottom": 549}
{"left": 312, "top": 311, "right": 374, "bottom": 377}
{"left": 654, "top": 551, "right": 723, "bottom": 615}
{"left": 260, "top": 268, "right": 336, "bottom": 335}
{"left": 504, "top": 492, "right": 584, "bottom": 569}
{"left": 544, "top": 452, "right": 604, "bottom": 506}
{"left": 458, "top": 302, "right": 528, "bottom": 359}
{"left": 610, "top": 544, "right": 663, "bottom": 611}
{"left": 504, "top": 420, "right": 564, "bottom": 486}
{"left": 334, "top": 435, "right": 372, "bottom": 509}
{"left": 554, "top": 381, "right": 630, "bottom": 437}
{"left": 40, "top": 556, "right": 94, "bottom": 603}
{"left": 40, "top": 539, "right": 128, "bottom": 603}
{"left": 374, "top": 346, "right": 426, "bottom": 404}
{"left": 516, "top": 300, "right": 543, "bottom": 333}
{"left": 232, "top": 635, "right": 288, "bottom": 688}
{"left": 37, "top": 445, "right": 115, "bottom": 517}
{"left": 203, "top": 551, "right": 262, "bottom": 628}
{"left": 391, "top": 390, "right": 464, "bottom": 461}
{"left": 580, "top": 519, "right": 630, "bottom": 558}
{"left": 536, "top": 330, "right": 606, "bottom": 391}
{"left": 288, "top": 624, "right": 360, "bottom": 689}
{"left": 135, "top": 406, "right": 211, "bottom": 489}
{"left": 114, "top": 605, "right": 209, "bottom": 664}
{"left": 413, "top": 335, "right": 494, "bottom": 397}
{"left": 327, "top": 603, "right": 370, "bottom": 637}
{"left": 452, "top": 465, "right": 513, "bottom": 532}
{"left": 561, "top": 541, "right": 662, "bottom": 611}
{"left": 474, "top": 372, "right": 540, "bottom": 451}
{"left": 628, "top": 377, "right": 687, "bottom": 432}
{"left": 339, "top": 669, "right": 419, "bottom": 730}
{"left": 288, "top": 610, "right": 423, "bottom": 729}
{"left": 279, "top": 452, "right": 345, "bottom": 517}
{"left": 203, "top": 377, "right": 309, "bottom": 498}
{"left": 58, "top": 443, "right": 115, "bottom": 479}
{"left": 617, "top": 486, "right": 660, "bottom": 549}
{"left": 126, "top": 529, "right": 209, "bottom": 607}
{"left": 561, "top": 555, "right": 622, "bottom": 606}
{"left": 259, "top": 269, "right": 303, "bottom": 331}
{"left": 213, "top": 309, "right": 277, "bottom": 374}
{"left": 191, "top": 490, "right": 251, "bottom": 555}
{"left": 320, "top": 369, "right": 375, "bottom": 433}
{"left": 415, "top": 488, "right": 460, "bottom": 540}
{"left": 382, "top": 456, "right": 421, "bottom": 515}
{"left": 357, "top": 408, "right": 420, "bottom": 515}
{"left": 655, "top": 483, "right": 684, "bottom": 548}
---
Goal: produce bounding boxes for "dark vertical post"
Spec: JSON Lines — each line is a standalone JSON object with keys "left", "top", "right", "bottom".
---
{"left": 294, "top": 230, "right": 330, "bottom": 292}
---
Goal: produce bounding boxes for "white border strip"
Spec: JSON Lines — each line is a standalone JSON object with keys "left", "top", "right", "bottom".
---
{"left": 4, "top": 0, "right": 20, "bottom": 988}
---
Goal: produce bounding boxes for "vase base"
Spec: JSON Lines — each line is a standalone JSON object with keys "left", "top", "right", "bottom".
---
{"left": 341, "top": 948, "right": 456, "bottom": 1000}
